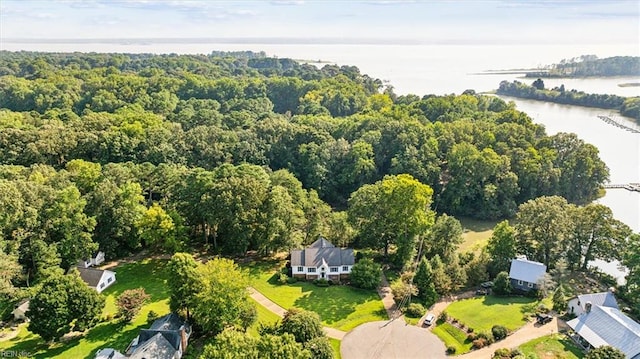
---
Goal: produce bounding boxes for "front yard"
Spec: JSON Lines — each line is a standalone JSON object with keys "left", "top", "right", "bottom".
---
{"left": 518, "top": 334, "right": 584, "bottom": 359}
{"left": 0, "top": 259, "right": 171, "bottom": 358}
{"left": 246, "top": 261, "right": 387, "bottom": 331}
{"left": 445, "top": 295, "right": 544, "bottom": 333}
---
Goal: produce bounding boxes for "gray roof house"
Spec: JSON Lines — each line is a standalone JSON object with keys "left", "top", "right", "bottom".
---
{"left": 76, "top": 267, "right": 116, "bottom": 293}
{"left": 126, "top": 313, "right": 192, "bottom": 359}
{"left": 568, "top": 291, "right": 618, "bottom": 317}
{"left": 508, "top": 256, "right": 547, "bottom": 292}
{"left": 290, "top": 237, "right": 355, "bottom": 281}
{"left": 95, "top": 348, "right": 126, "bottom": 359}
{"left": 566, "top": 304, "right": 640, "bottom": 358}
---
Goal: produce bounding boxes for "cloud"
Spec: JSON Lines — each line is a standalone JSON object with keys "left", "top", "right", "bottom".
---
{"left": 363, "top": 0, "right": 417, "bottom": 5}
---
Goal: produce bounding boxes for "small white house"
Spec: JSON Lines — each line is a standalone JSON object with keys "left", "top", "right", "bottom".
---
{"left": 77, "top": 267, "right": 116, "bottom": 293}
{"left": 12, "top": 300, "right": 29, "bottom": 321}
{"left": 78, "top": 251, "right": 106, "bottom": 268}
{"left": 567, "top": 290, "right": 618, "bottom": 316}
{"left": 290, "top": 237, "right": 354, "bottom": 282}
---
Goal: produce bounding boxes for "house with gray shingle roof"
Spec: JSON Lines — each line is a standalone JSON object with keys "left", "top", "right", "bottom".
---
{"left": 568, "top": 290, "right": 618, "bottom": 316}
{"left": 76, "top": 266, "right": 116, "bottom": 294}
{"left": 508, "top": 256, "right": 546, "bottom": 292}
{"left": 566, "top": 304, "right": 640, "bottom": 358}
{"left": 125, "top": 313, "right": 191, "bottom": 359}
{"left": 290, "top": 237, "right": 354, "bottom": 282}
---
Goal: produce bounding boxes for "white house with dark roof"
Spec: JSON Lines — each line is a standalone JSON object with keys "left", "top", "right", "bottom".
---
{"left": 76, "top": 267, "right": 116, "bottom": 293}
{"left": 567, "top": 290, "right": 618, "bottom": 316}
{"left": 290, "top": 237, "right": 354, "bottom": 282}
{"left": 508, "top": 256, "right": 547, "bottom": 292}
{"left": 566, "top": 304, "right": 640, "bottom": 358}
{"left": 78, "top": 251, "right": 106, "bottom": 268}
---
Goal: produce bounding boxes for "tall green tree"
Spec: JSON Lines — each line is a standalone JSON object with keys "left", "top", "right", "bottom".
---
{"left": 279, "top": 308, "right": 325, "bottom": 344}
{"left": 200, "top": 329, "right": 310, "bottom": 359}
{"left": 167, "top": 252, "right": 200, "bottom": 321}
{"left": 137, "top": 203, "right": 178, "bottom": 252}
{"left": 424, "top": 213, "right": 463, "bottom": 263}
{"left": 28, "top": 272, "right": 104, "bottom": 341}
{"left": 568, "top": 204, "right": 631, "bottom": 270}
{"left": 191, "top": 258, "right": 255, "bottom": 334}
{"left": 486, "top": 220, "right": 517, "bottom": 276}
{"left": 515, "top": 196, "right": 573, "bottom": 268}
{"left": 414, "top": 256, "right": 438, "bottom": 307}
{"left": 584, "top": 346, "right": 625, "bottom": 359}
{"left": 348, "top": 174, "right": 435, "bottom": 267}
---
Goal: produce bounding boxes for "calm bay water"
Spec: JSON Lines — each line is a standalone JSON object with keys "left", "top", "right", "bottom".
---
{"left": 5, "top": 40, "right": 640, "bottom": 280}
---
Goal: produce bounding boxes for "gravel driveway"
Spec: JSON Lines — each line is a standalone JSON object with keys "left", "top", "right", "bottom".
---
{"left": 341, "top": 319, "right": 447, "bottom": 359}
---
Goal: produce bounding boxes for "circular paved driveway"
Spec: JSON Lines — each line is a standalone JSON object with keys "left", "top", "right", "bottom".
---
{"left": 341, "top": 319, "right": 446, "bottom": 359}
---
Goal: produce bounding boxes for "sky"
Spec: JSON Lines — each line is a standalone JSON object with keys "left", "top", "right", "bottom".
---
{"left": 0, "top": 0, "right": 639, "bottom": 45}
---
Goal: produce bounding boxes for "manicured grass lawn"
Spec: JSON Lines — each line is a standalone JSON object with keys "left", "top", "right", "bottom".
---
{"left": 245, "top": 261, "right": 387, "bottom": 331}
{"left": 432, "top": 322, "right": 473, "bottom": 355}
{"left": 519, "top": 334, "right": 584, "bottom": 359}
{"left": 458, "top": 217, "right": 497, "bottom": 253}
{"left": 0, "top": 259, "right": 170, "bottom": 359}
{"left": 445, "top": 295, "right": 539, "bottom": 333}
{"left": 248, "top": 297, "right": 281, "bottom": 337}
{"left": 330, "top": 338, "right": 342, "bottom": 359}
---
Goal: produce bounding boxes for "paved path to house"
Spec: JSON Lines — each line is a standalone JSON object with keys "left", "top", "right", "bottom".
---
{"left": 377, "top": 272, "right": 401, "bottom": 319}
{"left": 458, "top": 317, "right": 560, "bottom": 358}
{"left": 248, "top": 287, "right": 347, "bottom": 340}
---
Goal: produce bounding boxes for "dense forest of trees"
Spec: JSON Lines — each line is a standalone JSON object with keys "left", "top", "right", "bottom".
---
{"left": 497, "top": 79, "right": 640, "bottom": 121}
{"left": 524, "top": 55, "right": 640, "bottom": 78}
{"left": 0, "top": 51, "right": 623, "bottom": 320}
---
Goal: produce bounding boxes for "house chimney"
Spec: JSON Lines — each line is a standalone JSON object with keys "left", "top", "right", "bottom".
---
{"left": 585, "top": 301, "right": 592, "bottom": 313}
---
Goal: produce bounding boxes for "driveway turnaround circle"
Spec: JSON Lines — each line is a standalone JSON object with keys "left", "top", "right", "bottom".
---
{"left": 341, "top": 319, "right": 447, "bottom": 359}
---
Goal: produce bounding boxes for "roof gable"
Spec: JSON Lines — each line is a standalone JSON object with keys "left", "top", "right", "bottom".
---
{"left": 567, "top": 305, "right": 640, "bottom": 358}
{"left": 509, "top": 258, "right": 546, "bottom": 284}
{"left": 129, "top": 333, "right": 178, "bottom": 359}
{"left": 308, "top": 237, "right": 335, "bottom": 249}
{"left": 577, "top": 292, "right": 619, "bottom": 310}
{"left": 150, "top": 313, "right": 187, "bottom": 332}
{"left": 77, "top": 267, "right": 112, "bottom": 287}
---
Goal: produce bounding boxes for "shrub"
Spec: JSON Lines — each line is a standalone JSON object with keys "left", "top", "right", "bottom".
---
{"left": 493, "top": 348, "right": 511, "bottom": 358}
{"left": 491, "top": 325, "right": 508, "bottom": 341}
{"left": 467, "top": 332, "right": 477, "bottom": 341}
{"left": 314, "top": 279, "right": 329, "bottom": 287}
{"left": 278, "top": 273, "right": 289, "bottom": 285}
{"left": 446, "top": 346, "right": 456, "bottom": 354}
{"left": 467, "top": 327, "right": 474, "bottom": 333}
{"left": 350, "top": 258, "right": 382, "bottom": 289}
{"left": 404, "top": 303, "right": 425, "bottom": 318}
{"left": 438, "top": 311, "right": 449, "bottom": 323}
{"left": 286, "top": 277, "right": 298, "bottom": 284}
{"left": 476, "top": 331, "right": 494, "bottom": 343}
{"left": 472, "top": 338, "right": 487, "bottom": 349}
{"left": 147, "top": 310, "right": 159, "bottom": 325}
{"left": 493, "top": 271, "right": 512, "bottom": 295}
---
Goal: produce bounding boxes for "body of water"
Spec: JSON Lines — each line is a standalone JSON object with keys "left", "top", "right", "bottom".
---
{"left": 4, "top": 40, "right": 640, "bottom": 281}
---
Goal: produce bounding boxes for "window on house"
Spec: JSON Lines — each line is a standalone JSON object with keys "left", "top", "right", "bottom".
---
{"left": 297, "top": 266, "right": 304, "bottom": 272}
{"left": 527, "top": 282, "right": 533, "bottom": 288}
{"left": 330, "top": 267, "right": 338, "bottom": 272}
{"left": 342, "top": 266, "right": 349, "bottom": 271}
{"left": 308, "top": 268, "right": 316, "bottom": 273}
{"left": 517, "top": 280, "right": 523, "bottom": 285}
{"left": 107, "top": 277, "right": 112, "bottom": 283}
{"left": 100, "top": 283, "right": 105, "bottom": 289}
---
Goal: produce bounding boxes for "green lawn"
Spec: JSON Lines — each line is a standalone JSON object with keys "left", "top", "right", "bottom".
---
{"left": 0, "top": 259, "right": 170, "bottom": 359}
{"left": 248, "top": 297, "right": 281, "bottom": 337}
{"left": 458, "top": 217, "right": 497, "bottom": 253}
{"left": 245, "top": 261, "right": 387, "bottom": 331}
{"left": 518, "top": 334, "right": 584, "bottom": 359}
{"left": 330, "top": 338, "right": 342, "bottom": 359}
{"left": 432, "top": 322, "right": 473, "bottom": 355}
{"left": 445, "top": 295, "right": 539, "bottom": 333}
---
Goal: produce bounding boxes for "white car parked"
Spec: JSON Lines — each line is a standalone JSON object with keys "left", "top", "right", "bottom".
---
{"left": 423, "top": 313, "right": 435, "bottom": 327}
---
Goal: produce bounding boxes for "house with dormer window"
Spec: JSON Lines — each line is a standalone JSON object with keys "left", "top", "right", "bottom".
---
{"left": 290, "top": 237, "right": 354, "bottom": 282}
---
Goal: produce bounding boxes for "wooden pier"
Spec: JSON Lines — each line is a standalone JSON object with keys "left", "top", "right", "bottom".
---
{"left": 597, "top": 115, "right": 640, "bottom": 134}
{"left": 604, "top": 183, "right": 640, "bottom": 192}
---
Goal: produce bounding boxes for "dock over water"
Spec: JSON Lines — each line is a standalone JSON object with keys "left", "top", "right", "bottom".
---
{"left": 597, "top": 115, "right": 640, "bottom": 134}
{"left": 604, "top": 183, "right": 640, "bottom": 192}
